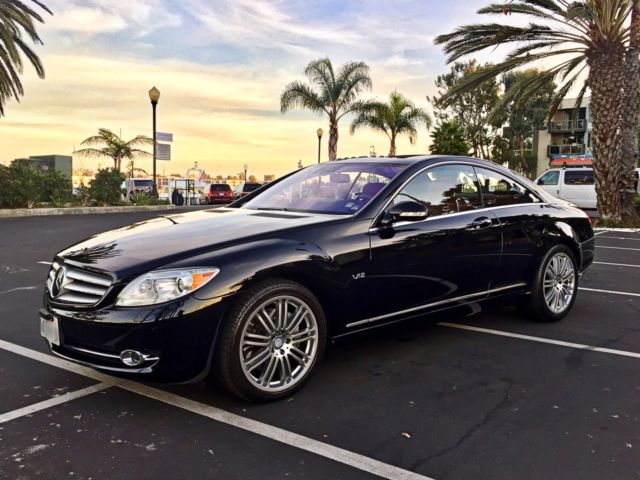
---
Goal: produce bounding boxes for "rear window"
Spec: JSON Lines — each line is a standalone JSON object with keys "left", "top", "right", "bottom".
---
{"left": 564, "top": 171, "right": 594, "bottom": 185}
{"left": 210, "top": 184, "right": 231, "bottom": 192}
{"left": 243, "top": 183, "right": 261, "bottom": 192}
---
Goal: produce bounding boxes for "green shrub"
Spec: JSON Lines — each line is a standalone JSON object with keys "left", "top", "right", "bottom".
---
{"left": 129, "top": 191, "right": 154, "bottom": 205}
{"left": 42, "top": 169, "right": 72, "bottom": 207}
{"left": 90, "top": 168, "right": 125, "bottom": 206}
{"left": 74, "top": 185, "right": 92, "bottom": 207}
{"left": 9, "top": 161, "right": 44, "bottom": 208}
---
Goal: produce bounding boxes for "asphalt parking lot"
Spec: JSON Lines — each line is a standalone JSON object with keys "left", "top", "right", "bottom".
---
{"left": 1, "top": 211, "right": 639, "bottom": 480}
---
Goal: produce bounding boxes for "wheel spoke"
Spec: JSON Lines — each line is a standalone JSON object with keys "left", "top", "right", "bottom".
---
{"left": 260, "top": 355, "right": 277, "bottom": 386}
{"left": 244, "top": 348, "right": 271, "bottom": 372}
{"left": 243, "top": 339, "right": 270, "bottom": 347}
{"left": 257, "top": 309, "right": 277, "bottom": 334}
{"left": 290, "top": 328, "right": 316, "bottom": 344}
{"left": 285, "top": 305, "right": 307, "bottom": 332}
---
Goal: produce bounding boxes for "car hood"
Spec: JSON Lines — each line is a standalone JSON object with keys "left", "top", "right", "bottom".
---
{"left": 57, "top": 208, "right": 344, "bottom": 278}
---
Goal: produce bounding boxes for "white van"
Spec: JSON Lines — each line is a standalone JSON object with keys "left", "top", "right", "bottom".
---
{"left": 535, "top": 167, "right": 640, "bottom": 210}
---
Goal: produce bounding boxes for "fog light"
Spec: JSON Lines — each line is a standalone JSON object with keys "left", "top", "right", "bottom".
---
{"left": 120, "top": 349, "right": 144, "bottom": 367}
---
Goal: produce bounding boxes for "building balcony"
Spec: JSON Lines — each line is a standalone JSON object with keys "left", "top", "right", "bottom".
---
{"left": 547, "top": 119, "right": 586, "bottom": 132}
{"left": 547, "top": 144, "right": 587, "bottom": 157}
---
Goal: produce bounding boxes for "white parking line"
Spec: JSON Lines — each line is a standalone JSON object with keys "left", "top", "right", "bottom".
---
{"left": 593, "top": 231, "right": 608, "bottom": 236}
{"left": 438, "top": 323, "right": 640, "bottom": 359}
{"left": 0, "top": 286, "right": 37, "bottom": 295}
{"left": 596, "top": 246, "right": 640, "bottom": 252}
{"left": 37, "top": 261, "right": 52, "bottom": 265}
{"left": 0, "top": 339, "right": 433, "bottom": 480}
{"left": 596, "top": 236, "right": 640, "bottom": 241}
{"left": 579, "top": 287, "right": 640, "bottom": 298}
{"left": 594, "top": 261, "right": 640, "bottom": 269}
{"left": 0, "top": 383, "right": 112, "bottom": 424}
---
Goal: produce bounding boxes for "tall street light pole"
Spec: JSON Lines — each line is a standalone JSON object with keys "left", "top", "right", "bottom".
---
{"left": 316, "top": 128, "right": 323, "bottom": 163}
{"left": 148, "top": 86, "right": 161, "bottom": 197}
{"left": 243, "top": 164, "right": 248, "bottom": 182}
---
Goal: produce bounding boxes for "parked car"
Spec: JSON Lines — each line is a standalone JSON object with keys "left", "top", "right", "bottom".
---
{"left": 122, "top": 178, "right": 154, "bottom": 194}
{"left": 41, "top": 156, "right": 594, "bottom": 401}
{"left": 536, "top": 167, "right": 640, "bottom": 210}
{"left": 204, "top": 183, "right": 233, "bottom": 204}
{"left": 234, "top": 182, "right": 262, "bottom": 199}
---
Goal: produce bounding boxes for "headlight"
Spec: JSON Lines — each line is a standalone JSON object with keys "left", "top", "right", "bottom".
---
{"left": 115, "top": 268, "right": 220, "bottom": 307}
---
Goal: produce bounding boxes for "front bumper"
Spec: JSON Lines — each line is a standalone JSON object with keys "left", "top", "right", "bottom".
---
{"left": 41, "top": 296, "right": 227, "bottom": 383}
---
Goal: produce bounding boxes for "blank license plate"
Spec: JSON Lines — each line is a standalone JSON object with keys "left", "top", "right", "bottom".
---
{"left": 40, "top": 316, "right": 60, "bottom": 346}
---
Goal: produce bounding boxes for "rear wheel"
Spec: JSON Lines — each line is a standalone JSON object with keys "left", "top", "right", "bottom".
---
{"left": 215, "top": 279, "right": 326, "bottom": 401}
{"left": 518, "top": 245, "right": 578, "bottom": 322}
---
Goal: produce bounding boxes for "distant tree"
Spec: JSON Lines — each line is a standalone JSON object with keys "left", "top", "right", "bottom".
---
{"left": 350, "top": 91, "right": 432, "bottom": 156}
{"left": 502, "top": 69, "right": 556, "bottom": 177}
{"left": 430, "top": 60, "right": 501, "bottom": 159}
{"left": 90, "top": 168, "right": 125, "bottom": 206}
{"left": 248, "top": 175, "right": 259, "bottom": 183}
{"left": 281, "top": 58, "right": 378, "bottom": 160}
{"left": 0, "top": 0, "right": 52, "bottom": 116}
{"left": 75, "top": 129, "right": 152, "bottom": 172}
{"left": 429, "top": 120, "right": 470, "bottom": 156}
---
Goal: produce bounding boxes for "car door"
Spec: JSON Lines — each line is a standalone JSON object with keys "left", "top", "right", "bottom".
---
{"left": 561, "top": 170, "right": 596, "bottom": 209}
{"left": 361, "top": 164, "right": 502, "bottom": 322}
{"left": 474, "top": 166, "right": 550, "bottom": 288}
{"left": 536, "top": 170, "right": 561, "bottom": 198}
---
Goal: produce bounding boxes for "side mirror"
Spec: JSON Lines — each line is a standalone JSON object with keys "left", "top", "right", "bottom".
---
{"left": 382, "top": 201, "right": 428, "bottom": 225}
{"left": 537, "top": 178, "right": 545, "bottom": 185}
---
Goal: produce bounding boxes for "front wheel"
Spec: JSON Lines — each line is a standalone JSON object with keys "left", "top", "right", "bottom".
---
{"left": 214, "top": 279, "right": 326, "bottom": 401}
{"left": 518, "top": 245, "right": 578, "bottom": 322}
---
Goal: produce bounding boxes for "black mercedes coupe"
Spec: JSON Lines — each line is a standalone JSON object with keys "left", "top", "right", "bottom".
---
{"left": 41, "top": 156, "right": 594, "bottom": 400}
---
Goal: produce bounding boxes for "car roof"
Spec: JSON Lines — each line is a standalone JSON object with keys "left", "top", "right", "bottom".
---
{"left": 332, "top": 154, "right": 504, "bottom": 169}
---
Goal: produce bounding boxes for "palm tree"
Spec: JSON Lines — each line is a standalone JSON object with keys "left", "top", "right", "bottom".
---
{"left": 0, "top": 0, "right": 52, "bottom": 116}
{"left": 75, "top": 129, "right": 153, "bottom": 172}
{"left": 350, "top": 91, "right": 432, "bottom": 156}
{"left": 429, "top": 120, "right": 470, "bottom": 156}
{"left": 435, "top": 0, "right": 640, "bottom": 224}
{"left": 281, "top": 58, "right": 378, "bottom": 161}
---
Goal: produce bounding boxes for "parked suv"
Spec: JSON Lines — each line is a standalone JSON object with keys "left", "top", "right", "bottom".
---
{"left": 535, "top": 167, "right": 640, "bottom": 210}
{"left": 234, "top": 182, "right": 262, "bottom": 200}
{"left": 205, "top": 183, "right": 233, "bottom": 204}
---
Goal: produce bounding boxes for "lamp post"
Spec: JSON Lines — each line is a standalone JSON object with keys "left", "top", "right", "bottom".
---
{"left": 243, "top": 164, "right": 248, "bottom": 182}
{"left": 148, "top": 86, "right": 160, "bottom": 197}
{"left": 316, "top": 128, "right": 323, "bottom": 163}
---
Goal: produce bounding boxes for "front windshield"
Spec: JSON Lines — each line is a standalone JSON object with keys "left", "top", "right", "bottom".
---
{"left": 242, "top": 162, "right": 407, "bottom": 214}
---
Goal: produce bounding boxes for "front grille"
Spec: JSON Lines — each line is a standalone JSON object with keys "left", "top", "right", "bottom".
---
{"left": 47, "top": 261, "right": 112, "bottom": 306}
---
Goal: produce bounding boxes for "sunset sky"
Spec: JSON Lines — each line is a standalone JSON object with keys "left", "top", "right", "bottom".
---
{"left": 2, "top": 0, "right": 510, "bottom": 179}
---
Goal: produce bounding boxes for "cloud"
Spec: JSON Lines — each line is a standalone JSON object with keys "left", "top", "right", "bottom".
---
{"left": 43, "top": 0, "right": 182, "bottom": 36}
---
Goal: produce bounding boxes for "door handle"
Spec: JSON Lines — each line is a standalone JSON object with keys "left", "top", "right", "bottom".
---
{"left": 468, "top": 217, "right": 493, "bottom": 229}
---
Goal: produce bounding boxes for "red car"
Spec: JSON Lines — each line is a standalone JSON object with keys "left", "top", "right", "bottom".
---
{"left": 205, "top": 183, "right": 233, "bottom": 204}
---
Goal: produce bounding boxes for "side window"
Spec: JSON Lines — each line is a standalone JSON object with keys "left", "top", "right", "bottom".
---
{"left": 393, "top": 165, "right": 482, "bottom": 217}
{"left": 564, "top": 170, "right": 594, "bottom": 185}
{"left": 474, "top": 167, "right": 538, "bottom": 207}
{"left": 538, "top": 170, "right": 560, "bottom": 186}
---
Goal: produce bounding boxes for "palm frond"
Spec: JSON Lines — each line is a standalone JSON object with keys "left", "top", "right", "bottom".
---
{"left": 280, "top": 81, "right": 327, "bottom": 114}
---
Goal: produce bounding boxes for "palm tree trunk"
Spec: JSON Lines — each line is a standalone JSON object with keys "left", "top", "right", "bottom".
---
{"left": 328, "top": 120, "right": 338, "bottom": 161}
{"left": 619, "top": 1, "right": 640, "bottom": 223}
{"left": 518, "top": 134, "right": 529, "bottom": 177}
{"left": 587, "top": 51, "right": 626, "bottom": 221}
{"left": 388, "top": 134, "right": 397, "bottom": 156}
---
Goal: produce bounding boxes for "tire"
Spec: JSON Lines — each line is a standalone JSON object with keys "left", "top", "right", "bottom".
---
{"left": 518, "top": 244, "right": 579, "bottom": 322}
{"left": 214, "top": 279, "right": 326, "bottom": 401}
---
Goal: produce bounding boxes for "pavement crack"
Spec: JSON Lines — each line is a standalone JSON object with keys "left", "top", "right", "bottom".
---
{"left": 412, "top": 378, "right": 514, "bottom": 472}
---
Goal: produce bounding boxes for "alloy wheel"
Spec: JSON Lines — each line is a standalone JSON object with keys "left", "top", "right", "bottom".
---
{"left": 239, "top": 295, "right": 318, "bottom": 393}
{"left": 543, "top": 252, "right": 576, "bottom": 314}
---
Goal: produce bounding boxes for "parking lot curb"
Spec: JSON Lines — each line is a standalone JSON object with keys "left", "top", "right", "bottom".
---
{"left": 0, "top": 205, "right": 177, "bottom": 218}
{"left": 594, "top": 227, "right": 640, "bottom": 232}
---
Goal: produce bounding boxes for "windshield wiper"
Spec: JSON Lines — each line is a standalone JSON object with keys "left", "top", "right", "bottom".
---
{"left": 253, "top": 207, "right": 289, "bottom": 211}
